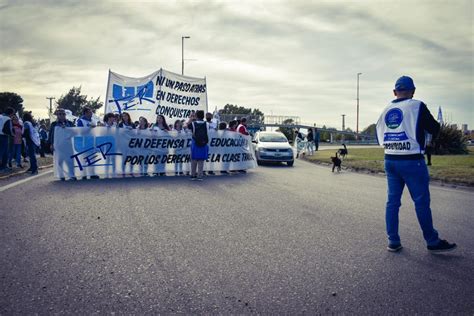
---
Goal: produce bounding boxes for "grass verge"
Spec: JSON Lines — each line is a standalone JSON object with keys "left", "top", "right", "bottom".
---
{"left": 304, "top": 147, "right": 474, "bottom": 186}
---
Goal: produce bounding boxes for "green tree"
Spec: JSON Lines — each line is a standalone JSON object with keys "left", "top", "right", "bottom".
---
{"left": 276, "top": 118, "right": 295, "bottom": 141}
{"left": 0, "top": 92, "right": 24, "bottom": 116}
{"left": 56, "top": 86, "right": 103, "bottom": 116}
{"left": 337, "top": 128, "right": 356, "bottom": 141}
{"left": 432, "top": 123, "right": 469, "bottom": 155}
{"left": 319, "top": 125, "right": 337, "bottom": 142}
{"left": 361, "top": 123, "right": 376, "bottom": 136}
{"left": 220, "top": 104, "right": 264, "bottom": 118}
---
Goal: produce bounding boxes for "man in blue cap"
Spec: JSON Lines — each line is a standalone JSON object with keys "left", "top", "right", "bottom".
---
{"left": 376, "top": 76, "right": 456, "bottom": 253}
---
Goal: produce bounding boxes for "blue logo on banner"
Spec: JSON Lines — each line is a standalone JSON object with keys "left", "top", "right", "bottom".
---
{"left": 71, "top": 136, "right": 122, "bottom": 171}
{"left": 108, "top": 81, "right": 155, "bottom": 113}
{"left": 384, "top": 132, "right": 409, "bottom": 142}
{"left": 385, "top": 108, "right": 403, "bottom": 129}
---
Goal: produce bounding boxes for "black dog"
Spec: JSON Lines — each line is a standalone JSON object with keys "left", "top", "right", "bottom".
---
{"left": 338, "top": 143, "right": 348, "bottom": 159}
{"left": 331, "top": 152, "right": 342, "bottom": 172}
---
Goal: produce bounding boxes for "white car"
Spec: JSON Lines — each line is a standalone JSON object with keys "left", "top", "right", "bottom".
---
{"left": 252, "top": 131, "right": 294, "bottom": 166}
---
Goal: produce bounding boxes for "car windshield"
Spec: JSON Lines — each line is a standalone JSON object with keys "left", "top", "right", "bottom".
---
{"left": 259, "top": 134, "right": 288, "bottom": 142}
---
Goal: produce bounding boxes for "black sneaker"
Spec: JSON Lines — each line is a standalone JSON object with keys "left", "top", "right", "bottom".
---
{"left": 190, "top": 176, "right": 197, "bottom": 181}
{"left": 387, "top": 244, "right": 403, "bottom": 252}
{"left": 428, "top": 240, "right": 457, "bottom": 253}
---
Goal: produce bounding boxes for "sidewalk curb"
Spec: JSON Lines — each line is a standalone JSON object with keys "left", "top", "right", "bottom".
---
{"left": 0, "top": 164, "right": 54, "bottom": 180}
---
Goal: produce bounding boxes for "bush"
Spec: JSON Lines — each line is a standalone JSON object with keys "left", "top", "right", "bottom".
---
{"left": 432, "top": 123, "right": 469, "bottom": 155}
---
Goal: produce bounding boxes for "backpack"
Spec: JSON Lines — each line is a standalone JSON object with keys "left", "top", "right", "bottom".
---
{"left": 192, "top": 121, "right": 209, "bottom": 147}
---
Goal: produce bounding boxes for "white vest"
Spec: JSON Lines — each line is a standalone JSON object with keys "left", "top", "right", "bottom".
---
{"left": 0, "top": 115, "right": 10, "bottom": 135}
{"left": 376, "top": 99, "right": 423, "bottom": 155}
{"left": 77, "top": 118, "right": 93, "bottom": 127}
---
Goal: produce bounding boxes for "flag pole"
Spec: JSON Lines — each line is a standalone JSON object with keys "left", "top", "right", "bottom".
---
{"left": 104, "top": 69, "right": 111, "bottom": 117}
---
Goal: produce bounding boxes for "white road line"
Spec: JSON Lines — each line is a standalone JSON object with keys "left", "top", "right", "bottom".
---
{"left": 0, "top": 169, "right": 54, "bottom": 193}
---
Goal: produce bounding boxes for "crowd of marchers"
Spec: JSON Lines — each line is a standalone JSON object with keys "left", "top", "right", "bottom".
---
{"left": 0, "top": 106, "right": 250, "bottom": 180}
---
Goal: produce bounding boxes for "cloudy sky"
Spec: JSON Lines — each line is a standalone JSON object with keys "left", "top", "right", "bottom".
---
{"left": 0, "top": 0, "right": 472, "bottom": 130}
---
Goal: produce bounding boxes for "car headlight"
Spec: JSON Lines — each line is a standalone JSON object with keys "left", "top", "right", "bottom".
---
{"left": 258, "top": 147, "right": 268, "bottom": 152}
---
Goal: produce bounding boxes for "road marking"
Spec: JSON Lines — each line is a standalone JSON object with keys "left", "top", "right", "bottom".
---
{"left": 0, "top": 169, "right": 53, "bottom": 193}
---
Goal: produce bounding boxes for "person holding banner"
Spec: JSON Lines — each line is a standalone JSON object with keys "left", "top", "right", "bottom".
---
{"left": 150, "top": 114, "right": 169, "bottom": 176}
{"left": 185, "top": 110, "right": 197, "bottom": 132}
{"left": 76, "top": 107, "right": 95, "bottom": 127}
{"left": 118, "top": 112, "right": 135, "bottom": 129}
{"left": 189, "top": 110, "right": 209, "bottom": 181}
{"left": 137, "top": 116, "right": 150, "bottom": 176}
{"left": 151, "top": 115, "right": 170, "bottom": 132}
{"left": 49, "top": 108, "right": 76, "bottom": 180}
{"left": 137, "top": 116, "right": 149, "bottom": 130}
{"left": 77, "top": 107, "right": 99, "bottom": 179}
{"left": 236, "top": 118, "right": 249, "bottom": 136}
{"left": 228, "top": 120, "right": 238, "bottom": 132}
{"left": 206, "top": 112, "right": 217, "bottom": 130}
{"left": 174, "top": 120, "right": 185, "bottom": 176}
{"left": 103, "top": 113, "right": 117, "bottom": 128}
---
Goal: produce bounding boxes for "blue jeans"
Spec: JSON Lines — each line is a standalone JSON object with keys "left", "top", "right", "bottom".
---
{"left": 0, "top": 135, "right": 9, "bottom": 169}
{"left": 384, "top": 158, "right": 439, "bottom": 246}
{"left": 9, "top": 144, "right": 22, "bottom": 167}
{"left": 26, "top": 140, "right": 38, "bottom": 172}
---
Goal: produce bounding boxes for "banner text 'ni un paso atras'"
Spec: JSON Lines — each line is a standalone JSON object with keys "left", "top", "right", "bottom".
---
{"left": 53, "top": 127, "right": 256, "bottom": 179}
{"left": 105, "top": 68, "right": 207, "bottom": 123}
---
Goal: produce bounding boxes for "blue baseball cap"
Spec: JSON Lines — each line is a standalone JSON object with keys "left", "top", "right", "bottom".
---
{"left": 394, "top": 76, "right": 416, "bottom": 91}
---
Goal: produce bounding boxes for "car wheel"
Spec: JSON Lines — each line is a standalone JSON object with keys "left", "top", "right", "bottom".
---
{"left": 287, "top": 160, "right": 294, "bottom": 167}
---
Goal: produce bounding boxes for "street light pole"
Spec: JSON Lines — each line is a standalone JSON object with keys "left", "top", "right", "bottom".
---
{"left": 181, "top": 36, "right": 190, "bottom": 75}
{"left": 356, "top": 72, "right": 362, "bottom": 140}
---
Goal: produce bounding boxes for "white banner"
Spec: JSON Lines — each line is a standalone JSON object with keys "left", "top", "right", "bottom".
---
{"left": 105, "top": 68, "right": 207, "bottom": 124}
{"left": 53, "top": 127, "right": 256, "bottom": 179}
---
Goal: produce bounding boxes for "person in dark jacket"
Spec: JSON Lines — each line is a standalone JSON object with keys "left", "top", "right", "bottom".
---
{"left": 49, "top": 108, "right": 75, "bottom": 180}
{"left": 38, "top": 124, "right": 48, "bottom": 157}
{"left": 22, "top": 112, "right": 40, "bottom": 175}
{"left": 306, "top": 128, "right": 314, "bottom": 155}
{"left": 49, "top": 108, "right": 74, "bottom": 152}
{"left": 376, "top": 76, "right": 456, "bottom": 253}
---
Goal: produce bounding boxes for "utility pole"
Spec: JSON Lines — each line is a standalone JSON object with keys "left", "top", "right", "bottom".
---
{"left": 181, "top": 36, "right": 190, "bottom": 75}
{"left": 356, "top": 72, "right": 362, "bottom": 140}
{"left": 341, "top": 114, "right": 346, "bottom": 131}
{"left": 46, "top": 97, "right": 55, "bottom": 116}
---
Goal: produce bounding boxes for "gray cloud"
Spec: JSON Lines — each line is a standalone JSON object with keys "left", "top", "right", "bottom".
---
{"left": 0, "top": 0, "right": 472, "bottom": 128}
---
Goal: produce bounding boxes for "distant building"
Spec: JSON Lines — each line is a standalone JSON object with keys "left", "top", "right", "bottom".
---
{"left": 437, "top": 106, "right": 443, "bottom": 123}
{"left": 461, "top": 124, "right": 468, "bottom": 134}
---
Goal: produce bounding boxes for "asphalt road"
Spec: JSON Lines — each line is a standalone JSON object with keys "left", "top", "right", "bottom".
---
{"left": 1, "top": 160, "right": 473, "bottom": 314}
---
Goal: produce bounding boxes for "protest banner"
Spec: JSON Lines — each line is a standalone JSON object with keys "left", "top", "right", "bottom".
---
{"left": 105, "top": 69, "right": 207, "bottom": 124}
{"left": 53, "top": 127, "right": 256, "bottom": 179}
